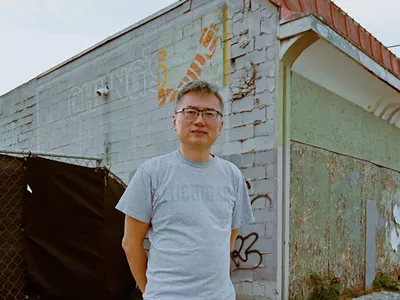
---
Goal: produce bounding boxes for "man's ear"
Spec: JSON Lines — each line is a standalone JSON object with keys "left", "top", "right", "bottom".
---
{"left": 218, "top": 120, "right": 224, "bottom": 135}
{"left": 172, "top": 114, "right": 177, "bottom": 131}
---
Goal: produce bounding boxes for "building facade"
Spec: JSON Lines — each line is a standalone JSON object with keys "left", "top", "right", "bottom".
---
{"left": 1, "top": 0, "right": 399, "bottom": 299}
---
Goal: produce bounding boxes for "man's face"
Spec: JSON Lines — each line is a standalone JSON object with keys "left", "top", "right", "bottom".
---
{"left": 173, "top": 91, "right": 224, "bottom": 150}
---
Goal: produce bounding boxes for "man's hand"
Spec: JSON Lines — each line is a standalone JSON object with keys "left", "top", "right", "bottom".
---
{"left": 230, "top": 228, "right": 239, "bottom": 253}
{"left": 122, "top": 215, "right": 150, "bottom": 294}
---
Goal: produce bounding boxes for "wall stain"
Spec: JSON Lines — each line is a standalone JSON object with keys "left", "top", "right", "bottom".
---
{"left": 290, "top": 142, "right": 400, "bottom": 299}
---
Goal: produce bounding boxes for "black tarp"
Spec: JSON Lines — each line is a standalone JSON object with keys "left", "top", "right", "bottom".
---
{"left": 21, "top": 156, "right": 137, "bottom": 300}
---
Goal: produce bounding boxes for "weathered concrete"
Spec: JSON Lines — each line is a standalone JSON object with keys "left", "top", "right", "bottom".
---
{"left": 289, "top": 73, "right": 400, "bottom": 299}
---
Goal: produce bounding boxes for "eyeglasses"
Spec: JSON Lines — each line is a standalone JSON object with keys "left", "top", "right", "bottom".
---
{"left": 175, "top": 107, "right": 223, "bottom": 120}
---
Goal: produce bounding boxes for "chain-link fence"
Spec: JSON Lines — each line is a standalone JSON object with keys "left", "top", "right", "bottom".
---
{"left": 0, "top": 155, "right": 25, "bottom": 300}
{"left": 0, "top": 150, "right": 103, "bottom": 300}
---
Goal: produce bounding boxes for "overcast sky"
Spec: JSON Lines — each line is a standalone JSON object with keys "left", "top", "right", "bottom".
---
{"left": 1, "top": 0, "right": 399, "bottom": 96}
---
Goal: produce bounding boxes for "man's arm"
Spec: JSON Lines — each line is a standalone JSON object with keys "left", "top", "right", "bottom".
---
{"left": 122, "top": 215, "right": 150, "bottom": 294}
{"left": 230, "top": 228, "right": 239, "bottom": 252}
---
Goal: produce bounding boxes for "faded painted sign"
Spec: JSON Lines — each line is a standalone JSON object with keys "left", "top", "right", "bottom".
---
{"left": 157, "top": 7, "right": 226, "bottom": 106}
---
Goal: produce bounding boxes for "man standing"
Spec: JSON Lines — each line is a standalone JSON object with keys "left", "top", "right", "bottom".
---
{"left": 116, "top": 80, "right": 255, "bottom": 300}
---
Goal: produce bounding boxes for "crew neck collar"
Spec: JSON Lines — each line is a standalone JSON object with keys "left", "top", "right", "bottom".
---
{"left": 175, "top": 149, "right": 216, "bottom": 168}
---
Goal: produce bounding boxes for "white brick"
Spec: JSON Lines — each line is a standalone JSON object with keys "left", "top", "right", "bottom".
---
{"left": 266, "top": 163, "right": 276, "bottom": 178}
{"left": 158, "top": 28, "right": 183, "bottom": 48}
{"left": 266, "top": 44, "right": 276, "bottom": 61}
{"left": 92, "top": 136, "right": 106, "bottom": 148}
{"left": 253, "top": 178, "right": 276, "bottom": 195}
{"left": 112, "top": 139, "right": 136, "bottom": 151}
{"left": 228, "top": 125, "right": 254, "bottom": 141}
{"left": 221, "top": 141, "right": 242, "bottom": 155}
{"left": 248, "top": 11, "right": 261, "bottom": 37}
{"left": 136, "top": 134, "right": 152, "bottom": 147}
{"left": 266, "top": 104, "right": 275, "bottom": 120}
{"left": 255, "top": 76, "right": 268, "bottom": 94}
{"left": 255, "top": 59, "right": 275, "bottom": 79}
{"left": 232, "top": 96, "right": 254, "bottom": 113}
{"left": 254, "top": 149, "right": 276, "bottom": 165}
{"left": 174, "top": 36, "right": 197, "bottom": 54}
{"left": 231, "top": 41, "right": 254, "bottom": 59}
{"left": 260, "top": 16, "right": 275, "bottom": 34}
{"left": 242, "top": 108, "right": 266, "bottom": 125}
{"left": 243, "top": 166, "right": 265, "bottom": 179}
{"left": 265, "top": 221, "right": 276, "bottom": 238}
{"left": 240, "top": 152, "right": 254, "bottom": 167}
{"left": 242, "top": 136, "right": 274, "bottom": 152}
{"left": 233, "top": 20, "right": 248, "bottom": 36}
{"left": 241, "top": 282, "right": 253, "bottom": 295}
{"left": 241, "top": 223, "right": 265, "bottom": 236}
{"left": 255, "top": 91, "right": 274, "bottom": 107}
{"left": 253, "top": 208, "right": 275, "bottom": 223}
{"left": 253, "top": 282, "right": 266, "bottom": 296}
{"left": 183, "top": 19, "right": 201, "bottom": 37}
{"left": 255, "top": 120, "right": 274, "bottom": 137}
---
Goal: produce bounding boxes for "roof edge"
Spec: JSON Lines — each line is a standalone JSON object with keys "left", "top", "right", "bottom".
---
{"left": 269, "top": 0, "right": 400, "bottom": 80}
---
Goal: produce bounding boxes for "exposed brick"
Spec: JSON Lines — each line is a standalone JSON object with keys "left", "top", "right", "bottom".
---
{"left": 265, "top": 221, "right": 276, "bottom": 238}
{"left": 253, "top": 282, "right": 266, "bottom": 296}
{"left": 255, "top": 60, "right": 275, "bottom": 78}
{"left": 232, "top": 95, "right": 254, "bottom": 113}
{"left": 221, "top": 141, "right": 242, "bottom": 155}
{"left": 228, "top": 125, "right": 254, "bottom": 141}
{"left": 233, "top": 19, "right": 248, "bottom": 36}
{"left": 243, "top": 50, "right": 268, "bottom": 65}
{"left": 183, "top": 19, "right": 201, "bottom": 37}
{"left": 248, "top": 11, "right": 261, "bottom": 37}
{"left": 241, "top": 223, "right": 266, "bottom": 237}
{"left": 113, "top": 138, "right": 136, "bottom": 152}
{"left": 241, "top": 282, "right": 253, "bottom": 295}
{"left": 158, "top": 28, "right": 183, "bottom": 48}
{"left": 241, "top": 152, "right": 254, "bottom": 167}
{"left": 242, "top": 108, "right": 266, "bottom": 125}
{"left": 266, "top": 163, "right": 276, "bottom": 178}
{"left": 255, "top": 91, "right": 274, "bottom": 107}
{"left": 253, "top": 178, "right": 275, "bottom": 193}
{"left": 266, "top": 44, "right": 276, "bottom": 61}
{"left": 254, "top": 149, "right": 276, "bottom": 165}
{"left": 243, "top": 166, "right": 265, "bottom": 179}
{"left": 266, "top": 104, "right": 275, "bottom": 120}
{"left": 260, "top": 16, "right": 275, "bottom": 34}
{"left": 255, "top": 120, "right": 274, "bottom": 137}
{"left": 243, "top": 136, "right": 273, "bottom": 152}
{"left": 231, "top": 41, "right": 254, "bottom": 59}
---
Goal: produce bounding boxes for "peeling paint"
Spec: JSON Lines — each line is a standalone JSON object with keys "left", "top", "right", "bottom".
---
{"left": 290, "top": 142, "right": 400, "bottom": 299}
{"left": 393, "top": 205, "right": 400, "bottom": 225}
{"left": 390, "top": 227, "right": 400, "bottom": 251}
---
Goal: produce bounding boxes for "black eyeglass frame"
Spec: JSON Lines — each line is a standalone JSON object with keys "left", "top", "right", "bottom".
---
{"left": 175, "top": 107, "right": 223, "bottom": 119}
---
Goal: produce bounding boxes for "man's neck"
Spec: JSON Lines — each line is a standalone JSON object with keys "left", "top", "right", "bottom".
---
{"left": 179, "top": 145, "right": 213, "bottom": 163}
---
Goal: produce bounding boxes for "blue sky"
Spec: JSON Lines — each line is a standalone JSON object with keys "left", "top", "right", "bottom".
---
{"left": 1, "top": 0, "right": 399, "bottom": 95}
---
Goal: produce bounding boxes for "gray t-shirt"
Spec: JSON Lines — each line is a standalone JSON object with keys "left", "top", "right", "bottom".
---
{"left": 116, "top": 150, "right": 255, "bottom": 300}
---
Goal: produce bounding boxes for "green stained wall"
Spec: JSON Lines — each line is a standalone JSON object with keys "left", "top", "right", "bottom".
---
{"left": 291, "top": 73, "right": 400, "bottom": 171}
{"left": 289, "top": 73, "right": 400, "bottom": 299}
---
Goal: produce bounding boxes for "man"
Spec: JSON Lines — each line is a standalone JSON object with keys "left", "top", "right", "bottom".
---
{"left": 116, "top": 80, "right": 255, "bottom": 300}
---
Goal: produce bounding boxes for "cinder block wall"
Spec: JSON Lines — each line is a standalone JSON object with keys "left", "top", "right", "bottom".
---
{"left": 0, "top": 0, "right": 279, "bottom": 298}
